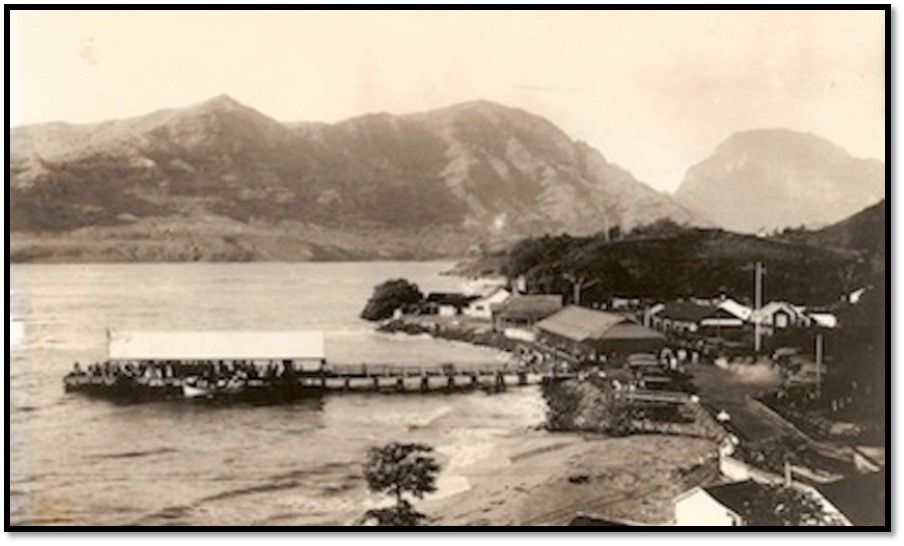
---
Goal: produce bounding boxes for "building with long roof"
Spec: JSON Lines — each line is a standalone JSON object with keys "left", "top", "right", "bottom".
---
{"left": 535, "top": 306, "right": 665, "bottom": 365}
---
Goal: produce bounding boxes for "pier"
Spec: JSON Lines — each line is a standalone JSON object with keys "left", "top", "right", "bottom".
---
{"left": 63, "top": 362, "right": 545, "bottom": 403}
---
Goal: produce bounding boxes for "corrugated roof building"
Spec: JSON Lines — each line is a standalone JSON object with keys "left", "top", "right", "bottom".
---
{"left": 491, "top": 294, "right": 563, "bottom": 331}
{"left": 536, "top": 306, "right": 665, "bottom": 365}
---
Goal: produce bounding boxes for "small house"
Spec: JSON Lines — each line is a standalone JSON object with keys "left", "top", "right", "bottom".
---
{"left": 651, "top": 301, "right": 718, "bottom": 333}
{"left": 673, "top": 481, "right": 763, "bottom": 526}
{"left": 465, "top": 287, "right": 511, "bottom": 319}
{"left": 491, "top": 294, "right": 563, "bottom": 331}
{"left": 649, "top": 299, "right": 749, "bottom": 338}
{"left": 424, "top": 292, "right": 476, "bottom": 317}
{"left": 752, "top": 301, "right": 808, "bottom": 330}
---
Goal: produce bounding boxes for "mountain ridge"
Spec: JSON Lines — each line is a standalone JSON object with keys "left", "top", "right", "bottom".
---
{"left": 675, "top": 128, "right": 885, "bottom": 233}
{"left": 10, "top": 96, "right": 704, "bottom": 262}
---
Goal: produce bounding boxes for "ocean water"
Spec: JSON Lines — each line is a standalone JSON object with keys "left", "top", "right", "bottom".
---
{"left": 8, "top": 262, "right": 546, "bottom": 526}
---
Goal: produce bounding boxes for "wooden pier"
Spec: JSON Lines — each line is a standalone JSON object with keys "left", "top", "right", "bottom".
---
{"left": 298, "top": 363, "right": 544, "bottom": 393}
{"left": 63, "top": 362, "right": 549, "bottom": 403}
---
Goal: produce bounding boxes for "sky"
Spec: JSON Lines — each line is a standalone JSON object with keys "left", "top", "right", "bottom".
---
{"left": 8, "top": 9, "right": 886, "bottom": 192}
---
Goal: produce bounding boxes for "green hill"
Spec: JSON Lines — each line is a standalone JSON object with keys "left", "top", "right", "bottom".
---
{"left": 498, "top": 225, "right": 864, "bottom": 306}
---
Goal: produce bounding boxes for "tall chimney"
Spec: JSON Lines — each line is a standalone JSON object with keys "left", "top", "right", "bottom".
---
{"left": 783, "top": 459, "right": 793, "bottom": 488}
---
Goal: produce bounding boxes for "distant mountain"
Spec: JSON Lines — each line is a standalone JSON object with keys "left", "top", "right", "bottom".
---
{"left": 675, "top": 129, "right": 885, "bottom": 234}
{"left": 9, "top": 96, "right": 703, "bottom": 262}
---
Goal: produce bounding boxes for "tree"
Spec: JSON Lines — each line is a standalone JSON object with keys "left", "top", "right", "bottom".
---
{"left": 360, "top": 279, "right": 423, "bottom": 321}
{"left": 740, "top": 484, "right": 834, "bottom": 526}
{"left": 361, "top": 442, "right": 440, "bottom": 526}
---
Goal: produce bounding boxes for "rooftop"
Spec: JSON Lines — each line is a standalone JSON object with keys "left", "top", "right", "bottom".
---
{"left": 537, "top": 306, "right": 665, "bottom": 343}
{"left": 107, "top": 330, "right": 325, "bottom": 361}
{"left": 700, "top": 480, "right": 769, "bottom": 515}
{"left": 493, "top": 294, "right": 563, "bottom": 320}
{"left": 656, "top": 301, "right": 718, "bottom": 322}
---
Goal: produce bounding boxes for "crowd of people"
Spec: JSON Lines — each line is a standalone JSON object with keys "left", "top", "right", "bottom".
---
{"left": 67, "top": 359, "right": 328, "bottom": 384}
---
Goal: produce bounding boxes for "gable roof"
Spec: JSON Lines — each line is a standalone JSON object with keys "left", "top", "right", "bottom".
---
{"left": 426, "top": 292, "right": 477, "bottom": 306}
{"left": 471, "top": 286, "right": 511, "bottom": 304}
{"left": 494, "top": 294, "right": 563, "bottom": 320}
{"left": 701, "top": 480, "right": 769, "bottom": 515}
{"left": 754, "top": 301, "right": 802, "bottom": 321}
{"left": 537, "top": 306, "right": 665, "bottom": 343}
{"left": 108, "top": 330, "right": 325, "bottom": 361}
{"left": 718, "top": 298, "right": 753, "bottom": 321}
{"left": 657, "top": 301, "right": 718, "bottom": 322}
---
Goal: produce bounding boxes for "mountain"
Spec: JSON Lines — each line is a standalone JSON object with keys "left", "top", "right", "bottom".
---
{"left": 9, "top": 96, "right": 703, "bottom": 262}
{"left": 675, "top": 129, "right": 885, "bottom": 234}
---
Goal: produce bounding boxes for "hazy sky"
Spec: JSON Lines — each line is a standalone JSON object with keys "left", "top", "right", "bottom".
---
{"left": 9, "top": 9, "right": 885, "bottom": 192}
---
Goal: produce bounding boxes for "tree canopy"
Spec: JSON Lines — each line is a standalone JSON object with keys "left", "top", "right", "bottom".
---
{"left": 740, "top": 484, "right": 834, "bottom": 526}
{"left": 360, "top": 278, "right": 423, "bottom": 321}
{"left": 361, "top": 442, "right": 440, "bottom": 526}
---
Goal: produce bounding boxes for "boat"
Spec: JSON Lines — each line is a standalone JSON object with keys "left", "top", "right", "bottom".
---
{"left": 181, "top": 377, "right": 213, "bottom": 399}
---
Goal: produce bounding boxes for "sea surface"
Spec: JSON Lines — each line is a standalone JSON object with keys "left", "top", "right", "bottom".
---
{"left": 8, "top": 262, "right": 547, "bottom": 526}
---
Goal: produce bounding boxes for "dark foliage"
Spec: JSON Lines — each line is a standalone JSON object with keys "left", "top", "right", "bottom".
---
{"left": 361, "top": 442, "right": 440, "bottom": 526}
{"left": 501, "top": 227, "right": 863, "bottom": 305}
{"left": 361, "top": 500, "right": 428, "bottom": 527}
{"left": 360, "top": 279, "right": 424, "bottom": 321}
{"left": 739, "top": 484, "right": 833, "bottom": 526}
{"left": 822, "top": 282, "right": 885, "bottom": 424}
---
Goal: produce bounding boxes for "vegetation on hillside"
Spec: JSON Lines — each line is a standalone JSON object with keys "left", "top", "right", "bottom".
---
{"left": 499, "top": 222, "right": 864, "bottom": 306}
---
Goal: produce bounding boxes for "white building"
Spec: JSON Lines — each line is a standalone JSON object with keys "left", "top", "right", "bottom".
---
{"left": 465, "top": 287, "right": 511, "bottom": 319}
{"left": 673, "top": 483, "right": 748, "bottom": 526}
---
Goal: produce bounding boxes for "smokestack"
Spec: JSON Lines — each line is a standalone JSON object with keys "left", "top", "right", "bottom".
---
{"left": 783, "top": 459, "right": 793, "bottom": 488}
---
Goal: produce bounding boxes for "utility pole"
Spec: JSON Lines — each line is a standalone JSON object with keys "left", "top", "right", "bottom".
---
{"left": 815, "top": 333, "right": 823, "bottom": 398}
{"left": 753, "top": 262, "right": 764, "bottom": 354}
{"left": 563, "top": 273, "right": 599, "bottom": 307}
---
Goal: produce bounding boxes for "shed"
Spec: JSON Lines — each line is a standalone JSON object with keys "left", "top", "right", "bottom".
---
{"left": 107, "top": 330, "right": 326, "bottom": 371}
{"left": 492, "top": 294, "right": 563, "bottom": 331}
{"left": 536, "top": 306, "right": 665, "bottom": 364}
{"left": 652, "top": 301, "right": 718, "bottom": 333}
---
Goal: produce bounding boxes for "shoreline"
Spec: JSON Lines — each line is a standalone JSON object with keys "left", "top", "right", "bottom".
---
{"left": 419, "top": 431, "right": 719, "bottom": 526}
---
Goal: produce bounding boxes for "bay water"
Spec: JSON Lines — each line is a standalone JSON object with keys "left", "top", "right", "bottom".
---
{"left": 8, "top": 262, "right": 546, "bottom": 526}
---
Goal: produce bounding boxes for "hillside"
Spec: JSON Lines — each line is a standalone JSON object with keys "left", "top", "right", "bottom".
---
{"left": 495, "top": 225, "right": 865, "bottom": 306}
{"left": 794, "top": 199, "right": 886, "bottom": 256}
{"left": 9, "top": 96, "right": 703, "bottom": 262}
{"left": 778, "top": 198, "right": 885, "bottom": 282}
{"left": 675, "top": 129, "right": 885, "bottom": 234}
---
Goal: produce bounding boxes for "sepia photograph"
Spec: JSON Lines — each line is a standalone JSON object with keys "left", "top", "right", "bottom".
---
{"left": 7, "top": 9, "right": 888, "bottom": 528}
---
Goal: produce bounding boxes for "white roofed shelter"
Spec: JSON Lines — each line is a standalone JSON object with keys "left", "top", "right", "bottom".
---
{"left": 108, "top": 330, "right": 325, "bottom": 367}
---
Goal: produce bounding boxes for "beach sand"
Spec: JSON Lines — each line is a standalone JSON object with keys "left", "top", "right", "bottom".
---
{"left": 420, "top": 431, "right": 718, "bottom": 526}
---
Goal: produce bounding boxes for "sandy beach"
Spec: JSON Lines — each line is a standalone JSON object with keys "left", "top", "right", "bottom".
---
{"left": 420, "top": 431, "right": 718, "bottom": 526}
